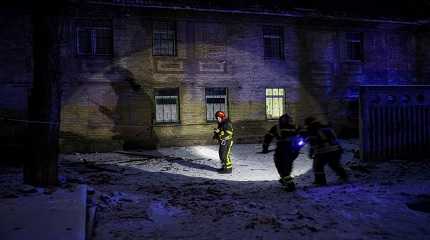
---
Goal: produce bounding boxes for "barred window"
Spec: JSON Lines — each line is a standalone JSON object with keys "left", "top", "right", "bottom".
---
{"left": 77, "top": 27, "right": 112, "bottom": 56}
{"left": 155, "top": 88, "right": 179, "bottom": 123}
{"left": 263, "top": 26, "right": 284, "bottom": 59}
{"left": 206, "top": 88, "right": 227, "bottom": 121}
{"left": 346, "top": 32, "right": 363, "bottom": 61}
{"left": 153, "top": 22, "right": 176, "bottom": 56}
{"left": 266, "top": 88, "right": 285, "bottom": 119}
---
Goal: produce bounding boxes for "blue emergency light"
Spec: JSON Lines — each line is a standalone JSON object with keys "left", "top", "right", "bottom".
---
{"left": 292, "top": 136, "right": 306, "bottom": 150}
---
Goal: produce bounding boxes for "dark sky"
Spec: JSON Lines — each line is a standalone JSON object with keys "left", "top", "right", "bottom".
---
{"left": 135, "top": 0, "right": 430, "bottom": 20}
{"left": 4, "top": 0, "right": 428, "bottom": 20}
{"left": 291, "top": 0, "right": 430, "bottom": 19}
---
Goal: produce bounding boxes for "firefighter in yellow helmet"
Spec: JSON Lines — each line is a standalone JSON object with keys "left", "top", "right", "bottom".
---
{"left": 213, "top": 111, "right": 234, "bottom": 174}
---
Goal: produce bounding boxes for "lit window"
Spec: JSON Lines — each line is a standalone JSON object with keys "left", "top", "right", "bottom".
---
{"left": 155, "top": 88, "right": 179, "bottom": 123}
{"left": 153, "top": 22, "right": 176, "bottom": 56}
{"left": 346, "top": 32, "right": 363, "bottom": 61}
{"left": 263, "top": 26, "right": 284, "bottom": 59}
{"left": 266, "top": 88, "right": 285, "bottom": 119}
{"left": 206, "top": 88, "right": 227, "bottom": 121}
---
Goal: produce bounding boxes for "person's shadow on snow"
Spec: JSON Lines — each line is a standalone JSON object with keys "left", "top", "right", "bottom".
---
{"left": 167, "top": 157, "right": 219, "bottom": 172}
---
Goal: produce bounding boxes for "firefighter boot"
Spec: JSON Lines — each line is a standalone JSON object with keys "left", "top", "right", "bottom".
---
{"left": 217, "top": 167, "right": 232, "bottom": 174}
{"left": 279, "top": 176, "right": 296, "bottom": 192}
{"left": 337, "top": 171, "right": 348, "bottom": 183}
{"left": 313, "top": 172, "right": 327, "bottom": 186}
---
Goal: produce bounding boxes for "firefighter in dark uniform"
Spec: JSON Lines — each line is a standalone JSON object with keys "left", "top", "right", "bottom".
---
{"left": 262, "top": 113, "right": 301, "bottom": 191}
{"left": 213, "top": 111, "right": 234, "bottom": 174}
{"left": 303, "top": 117, "right": 348, "bottom": 185}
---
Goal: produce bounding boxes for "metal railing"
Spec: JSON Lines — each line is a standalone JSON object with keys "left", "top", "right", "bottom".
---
{"left": 360, "top": 85, "right": 430, "bottom": 161}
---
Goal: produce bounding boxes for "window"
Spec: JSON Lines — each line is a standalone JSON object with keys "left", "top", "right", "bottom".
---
{"left": 263, "top": 26, "right": 284, "bottom": 59}
{"left": 77, "top": 24, "right": 112, "bottom": 56}
{"left": 153, "top": 22, "right": 176, "bottom": 56}
{"left": 346, "top": 32, "right": 363, "bottom": 61}
{"left": 155, "top": 88, "right": 179, "bottom": 123}
{"left": 266, "top": 88, "right": 285, "bottom": 119}
{"left": 206, "top": 88, "right": 228, "bottom": 121}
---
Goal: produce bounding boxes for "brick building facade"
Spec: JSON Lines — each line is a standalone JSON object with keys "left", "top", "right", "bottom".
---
{"left": 1, "top": 1, "right": 430, "bottom": 152}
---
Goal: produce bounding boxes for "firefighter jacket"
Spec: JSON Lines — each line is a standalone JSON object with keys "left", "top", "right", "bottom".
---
{"left": 263, "top": 123, "right": 298, "bottom": 147}
{"left": 305, "top": 123, "right": 342, "bottom": 157}
{"left": 214, "top": 119, "right": 234, "bottom": 141}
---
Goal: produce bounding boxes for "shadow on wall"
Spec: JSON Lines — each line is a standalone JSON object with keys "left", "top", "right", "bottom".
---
{"left": 294, "top": 26, "right": 328, "bottom": 125}
{"left": 60, "top": 65, "right": 159, "bottom": 153}
{"left": 104, "top": 65, "right": 159, "bottom": 150}
{"left": 291, "top": 27, "right": 359, "bottom": 139}
{"left": 233, "top": 120, "right": 273, "bottom": 144}
{"left": 336, "top": 98, "right": 359, "bottom": 139}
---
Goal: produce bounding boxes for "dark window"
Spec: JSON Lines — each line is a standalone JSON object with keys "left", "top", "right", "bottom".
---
{"left": 153, "top": 22, "right": 176, "bottom": 56}
{"left": 263, "top": 26, "right": 284, "bottom": 59}
{"left": 205, "top": 88, "right": 227, "bottom": 121}
{"left": 155, "top": 88, "right": 179, "bottom": 123}
{"left": 266, "top": 88, "right": 285, "bottom": 119}
{"left": 346, "top": 32, "right": 363, "bottom": 61}
{"left": 77, "top": 26, "right": 112, "bottom": 56}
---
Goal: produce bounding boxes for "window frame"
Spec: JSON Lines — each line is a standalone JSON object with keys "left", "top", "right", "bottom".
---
{"left": 154, "top": 88, "right": 180, "bottom": 124}
{"left": 263, "top": 25, "right": 285, "bottom": 60}
{"left": 76, "top": 26, "right": 113, "bottom": 56}
{"left": 345, "top": 32, "right": 364, "bottom": 62}
{"left": 205, "top": 87, "right": 228, "bottom": 122}
{"left": 265, "top": 88, "right": 286, "bottom": 120}
{"left": 152, "top": 21, "right": 177, "bottom": 57}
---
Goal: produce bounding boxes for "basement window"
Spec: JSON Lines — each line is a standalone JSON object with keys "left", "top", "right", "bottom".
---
{"left": 266, "top": 88, "right": 285, "bottom": 119}
{"left": 206, "top": 88, "right": 228, "bottom": 121}
{"left": 263, "top": 26, "right": 284, "bottom": 59}
{"left": 155, "top": 88, "right": 179, "bottom": 123}
{"left": 153, "top": 22, "right": 177, "bottom": 56}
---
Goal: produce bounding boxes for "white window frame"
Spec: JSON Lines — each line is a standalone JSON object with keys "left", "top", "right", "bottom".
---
{"left": 265, "top": 88, "right": 286, "bottom": 120}
{"left": 152, "top": 21, "right": 177, "bottom": 56}
{"left": 154, "top": 88, "right": 179, "bottom": 123}
{"left": 76, "top": 26, "right": 113, "bottom": 56}
{"left": 263, "top": 26, "right": 284, "bottom": 59}
{"left": 205, "top": 88, "right": 228, "bottom": 122}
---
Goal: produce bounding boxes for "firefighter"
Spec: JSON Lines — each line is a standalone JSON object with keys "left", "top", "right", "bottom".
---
{"left": 262, "top": 113, "right": 301, "bottom": 191}
{"left": 303, "top": 117, "right": 348, "bottom": 185}
{"left": 213, "top": 111, "right": 234, "bottom": 174}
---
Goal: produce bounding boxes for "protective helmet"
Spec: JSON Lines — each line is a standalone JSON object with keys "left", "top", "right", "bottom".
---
{"left": 304, "top": 116, "right": 318, "bottom": 126}
{"left": 279, "top": 113, "right": 292, "bottom": 126}
{"left": 215, "top": 111, "right": 226, "bottom": 119}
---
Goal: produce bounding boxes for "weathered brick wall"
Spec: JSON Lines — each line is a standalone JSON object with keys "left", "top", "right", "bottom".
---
{"left": 58, "top": 8, "right": 424, "bottom": 151}
{"left": 0, "top": 6, "right": 423, "bottom": 152}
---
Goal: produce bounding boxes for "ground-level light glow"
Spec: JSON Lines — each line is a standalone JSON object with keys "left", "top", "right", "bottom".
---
{"left": 155, "top": 145, "right": 313, "bottom": 182}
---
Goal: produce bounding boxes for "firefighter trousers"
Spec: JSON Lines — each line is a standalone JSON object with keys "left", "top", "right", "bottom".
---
{"left": 219, "top": 140, "right": 233, "bottom": 169}
{"left": 313, "top": 150, "right": 347, "bottom": 184}
{"left": 274, "top": 146, "right": 299, "bottom": 179}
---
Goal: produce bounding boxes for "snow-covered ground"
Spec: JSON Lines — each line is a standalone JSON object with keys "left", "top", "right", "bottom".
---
{"left": 1, "top": 140, "right": 430, "bottom": 240}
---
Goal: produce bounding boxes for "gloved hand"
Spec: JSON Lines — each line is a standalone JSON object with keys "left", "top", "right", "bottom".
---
{"left": 262, "top": 144, "right": 269, "bottom": 153}
{"left": 213, "top": 128, "right": 220, "bottom": 140}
